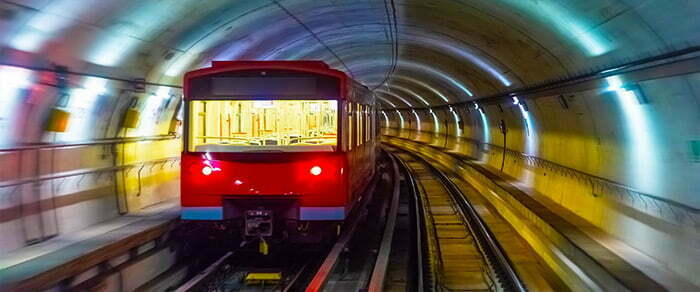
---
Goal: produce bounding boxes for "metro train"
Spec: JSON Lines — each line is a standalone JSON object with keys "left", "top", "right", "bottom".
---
{"left": 180, "top": 61, "right": 377, "bottom": 245}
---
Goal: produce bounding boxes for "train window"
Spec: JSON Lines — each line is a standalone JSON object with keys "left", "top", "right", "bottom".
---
{"left": 366, "top": 106, "right": 371, "bottom": 143}
{"left": 362, "top": 105, "right": 369, "bottom": 143}
{"left": 358, "top": 104, "right": 364, "bottom": 146}
{"left": 366, "top": 106, "right": 372, "bottom": 142}
{"left": 187, "top": 100, "right": 338, "bottom": 152}
{"left": 370, "top": 106, "right": 374, "bottom": 141}
{"left": 347, "top": 102, "right": 353, "bottom": 151}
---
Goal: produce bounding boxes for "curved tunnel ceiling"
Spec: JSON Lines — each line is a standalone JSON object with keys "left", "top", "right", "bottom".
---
{"left": 3, "top": 0, "right": 697, "bottom": 109}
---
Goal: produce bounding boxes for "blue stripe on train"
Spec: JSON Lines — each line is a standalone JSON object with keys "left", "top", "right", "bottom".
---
{"left": 181, "top": 207, "right": 223, "bottom": 220}
{"left": 300, "top": 207, "right": 345, "bottom": 220}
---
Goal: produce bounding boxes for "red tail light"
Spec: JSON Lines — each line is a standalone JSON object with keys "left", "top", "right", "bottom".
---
{"left": 310, "top": 166, "right": 322, "bottom": 176}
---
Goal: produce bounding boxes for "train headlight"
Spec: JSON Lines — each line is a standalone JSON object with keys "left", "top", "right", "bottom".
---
{"left": 202, "top": 166, "right": 213, "bottom": 176}
{"left": 310, "top": 166, "right": 322, "bottom": 176}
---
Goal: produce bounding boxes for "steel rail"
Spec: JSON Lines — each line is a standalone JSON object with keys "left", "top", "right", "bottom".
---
{"left": 414, "top": 154, "right": 527, "bottom": 292}
{"left": 367, "top": 151, "right": 402, "bottom": 292}
{"left": 390, "top": 149, "right": 432, "bottom": 292}
{"left": 173, "top": 251, "right": 235, "bottom": 292}
{"left": 281, "top": 261, "right": 312, "bottom": 292}
{"left": 305, "top": 180, "right": 377, "bottom": 292}
{"left": 173, "top": 249, "right": 316, "bottom": 292}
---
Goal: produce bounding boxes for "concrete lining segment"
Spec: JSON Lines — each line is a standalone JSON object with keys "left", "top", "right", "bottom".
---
{"left": 383, "top": 135, "right": 698, "bottom": 291}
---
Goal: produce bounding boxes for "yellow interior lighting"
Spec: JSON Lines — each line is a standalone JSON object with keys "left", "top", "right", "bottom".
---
{"left": 188, "top": 100, "right": 338, "bottom": 152}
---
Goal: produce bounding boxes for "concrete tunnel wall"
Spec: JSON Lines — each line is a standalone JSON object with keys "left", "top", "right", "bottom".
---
{"left": 0, "top": 0, "right": 699, "bottom": 287}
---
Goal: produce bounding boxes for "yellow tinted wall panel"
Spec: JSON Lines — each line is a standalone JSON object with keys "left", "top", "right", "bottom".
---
{"left": 123, "top": 109, "right": 141, "bottom": 128}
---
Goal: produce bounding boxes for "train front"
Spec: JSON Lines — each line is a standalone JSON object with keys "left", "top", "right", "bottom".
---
{"left": 181, "top": 61, "right": 348, "bottom": 244}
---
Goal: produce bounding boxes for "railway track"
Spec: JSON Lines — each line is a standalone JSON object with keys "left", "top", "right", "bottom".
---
{"left": 169, "top": 147, "right": 527, "bottom": 292}
{"left": 173, "top": 248, "right": 318, "bottom": 292}
{"left": 386, "top": 146, "right": 527, "bottom": 292}
{"left": 306, "top": 151, "right": 402, "bottom": 291}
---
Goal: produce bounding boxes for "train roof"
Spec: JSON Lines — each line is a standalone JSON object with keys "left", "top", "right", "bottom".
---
{"left": 184, "top": 60, "right": 347, "bottom": 81}
{"left": 211, "top": 60, "right": 330, "bottom": 69}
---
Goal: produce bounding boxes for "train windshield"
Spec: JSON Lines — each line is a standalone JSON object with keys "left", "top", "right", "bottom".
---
{"left": 187, "top": 100, "right": 338, "bottom": 152}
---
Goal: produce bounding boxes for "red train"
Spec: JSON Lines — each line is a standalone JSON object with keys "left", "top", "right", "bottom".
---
{"left": 181, "top": 61, "right": 377, "bottom": 243}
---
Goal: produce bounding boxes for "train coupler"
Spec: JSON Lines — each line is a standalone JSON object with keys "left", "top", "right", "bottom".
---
{"left": 245, "top": 209, "right": 273, "bottom": 237}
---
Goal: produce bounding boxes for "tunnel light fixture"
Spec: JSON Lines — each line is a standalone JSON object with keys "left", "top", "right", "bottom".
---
{"left": 502, "top": 0, "right": 610, "bottom": 56}
{"left": 395, "top": 110, "right": 405, "bottom": 128}
{"left": 381, "top": 111, "right": 390, "bottom": 127}
{"left": 0, "top": 65, "right": 33, "bottom": 88}
{"left": 622, "top": 84, "right": 649, "bottom": 104}
{"left": 604, "top": 75, "right": 658, "bottom": 193}
{"left": 606, "top": 77, "right": 649, "bottom": 105}
{"left": 135, "top": 87, "right": 171, "bottom": 136}
{"left": 391, "top": 85, "right": 430, "bottom": 106}
{"left": 520, "top": 101, "right": 529, "bottom": 112}
{"left": 412, "top": 110, "right": 421, "bottom": 131}
{"left": 449, "top": 106, "right": 462, "bottom": 136}
{"left": 430, "top": 110, "right": 440, "bottom": 133}
{"left": 83, "top": 77, "right": 108, "bottom": 95}
{"left": 380, "top": 98, "right": 396, "bottom": 108}
{"left": 599, "top": 68, "right": 619, "bottom": 75}
{"left": 427, "top": 39, "right": 512, "bottom": 87}
{"left": 395, "top": 62, "right": 474, "bottom": 97}
{"left": 0, "top": 66, "right": 34, "bottom": 145}
{"left": 478, "top": 107, "right": 489, "bottom": 144}
{"left": 606, "top": 75, "right": 628, "bottom": 92}
{"left": 517, "top": 101, "right": 536, "bottom": 154}
{"left": 153, "top": 87, "right": 171, "bottom": 100}
{"left": 376, "top": 89, "right": 412, "bottom": 107}
{"left": 384, "top": 75, "right": 451, "bottom": 103}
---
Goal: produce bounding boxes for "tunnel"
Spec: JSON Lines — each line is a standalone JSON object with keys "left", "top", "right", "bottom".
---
{"left": 0, "top": 0, "right": 699, "bottom": 291}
